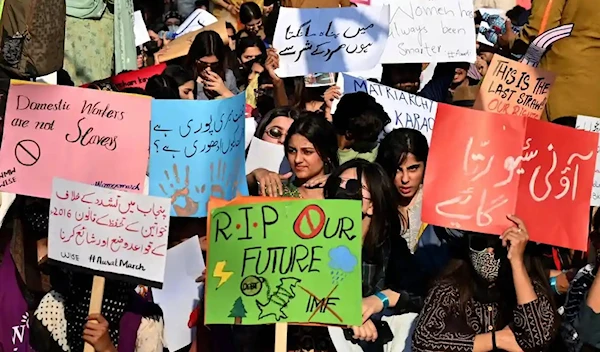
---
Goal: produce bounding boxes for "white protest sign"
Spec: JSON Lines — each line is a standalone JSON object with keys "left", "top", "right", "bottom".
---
{"left": 381, "top": 0, "right": 476, "bottom": 64}
{"left": 48, "top": 178, "right": 171, "bottom": 287}
{"left": 576, "top": 115, "right": 600, "bottom": 206}
{"left": 337, "top": 74, "right": 438, "bottom": 143}
{"left": 176, "top": 8, "right": 218, "bottom": 37}
{"left": 134, "top": 11, "right": 151, "bottom": 47}
{"left": 153, "top": 236, "right": 205, "bottom": 351}
{"left": 273, "top": 6, "right": 390, "bottom": 77}
{"left": 245, "top": 137, "right": 287, "bottom": 175}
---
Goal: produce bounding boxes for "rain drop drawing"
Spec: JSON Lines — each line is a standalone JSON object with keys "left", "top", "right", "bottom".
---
{"left": 328, "top": 245, "right": 358, "bottom": 285}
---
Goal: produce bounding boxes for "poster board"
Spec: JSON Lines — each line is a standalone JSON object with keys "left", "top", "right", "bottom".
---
{"left": 0, "top": 82, "right": 150, "bottom": 198}
{"left": 421, "top": 104, "right": 597, "bottom": 251}
{"left": 149, "top": 93, "right": 249, "bottom": 217}
{"left": 272, "top": 6, "right": 390, "bottom": 77}
{"left": 336, "top": 74, "right": 437, "bottom": 143}
{"left": 205, "top": 199, "right": 363, "bottom": 326}
{"left": 155, "top": 20, "right": 228, "bottom": 63}
{"left": 48, "top": 178, "right": 171, "bottom": 287}
{"left": 576, "top": 115, "right": 600, "bottom": 206}
{"left": 474, "top": 55, "right": 555, "bottom": 120}
{"left": 380, "top": 0, "right": 477, "bottom": 64}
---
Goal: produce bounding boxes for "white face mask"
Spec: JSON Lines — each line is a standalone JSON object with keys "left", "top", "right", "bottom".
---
{"left": 469, "top": 250, "right": 500, "bottom": 282}
{"left": 168, "top": 24, "right": 179, "bottom": 33}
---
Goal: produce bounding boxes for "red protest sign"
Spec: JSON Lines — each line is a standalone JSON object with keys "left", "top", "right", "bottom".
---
{"left": 422, "top": 104, "right": 598, "bottom": 250}
{"left": 81, "top": 64, "right": 167, "bottom": 91}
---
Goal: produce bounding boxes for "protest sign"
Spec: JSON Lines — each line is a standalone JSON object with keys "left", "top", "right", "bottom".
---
{"left": 155, "top": 20, "right": 228, "bottom": 63}
{"left": 149, "top": 93, "right": 249, "bottom": 218}
{"left": 48, "top": 178, "right": 171, "bottom": 287}
{"left": 422, "top": 104, "right": 597, "bottom": 251}
{"left": 381, "top": 0, "right": 476, "bottom": 64}
{"left": 205, "top": 199, "right": 363, "bottom": 326}
{"left": 245, "top": 137, "right": 289, "bottom": 175}
{"left": 110, "top": 64, "right": 167, "bottom": 91}
{"left": 272, "top": 6, "right": 390, "bottom": 77}
{"left": 337, "top": 74, "right": 437, "bottom": 143}
{"left": 153, "top": 236, "right": 205, "bottom": 351}
{"left": 474, "top": 55, "right": 555, "bottom": 119}
{"left": 0, "top": 83, "right": 150, "bottom": 198}
{"left": 176, "top": 8, "right": 218, "bottom": 37}
{"left": 134, "top": 11, "right": 151, "bottom": 46}
{"left": 576, "top": 115, "right": 600, "bottom": 206}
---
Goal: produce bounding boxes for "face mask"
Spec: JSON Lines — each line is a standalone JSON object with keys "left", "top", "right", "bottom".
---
{"left": 168, "top": 25, "right": 179, "bottom": 33}
{"left": 469, "top": 249, "right": 500, "bottom": 282}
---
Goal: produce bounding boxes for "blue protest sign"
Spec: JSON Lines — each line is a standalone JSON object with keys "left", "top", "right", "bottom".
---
{"left": 149, "top": 93, "right": 249, "bottom": 217}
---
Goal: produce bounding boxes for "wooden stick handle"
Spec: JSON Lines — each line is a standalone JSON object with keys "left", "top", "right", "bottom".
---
{"left": 83, "top": 276, "right": 106, "bottom": 352}
{"left": 274, "top": 323, "right": 288, "bottom": 352}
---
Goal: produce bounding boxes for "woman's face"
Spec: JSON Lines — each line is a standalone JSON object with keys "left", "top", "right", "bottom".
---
{"left": 246, "top": 18, "right": 263, "bottom": 34}
{"left": 196, "top": 55, "right": 219, "bottom": 77}
{"left": 336, "top": 167, "right": 373, "bottom": 239}
{"left": 240, "top": 46, "right": 262, "bottom": 64}
{"left": 453, "top": 68, "right": 467, "bottom": 84}
{"left": 179, "top": 80, "right": 195, "bottom": 100}
{"left": 263, "top": 4, "right": 274, "bottom": 16}
{"left": 227, "top": 28, "right": 236, "bottom": 50}
{"left": 261, "top": 116, "right": 294, "bottom": 144}
{"left": 248, "top": 62, "right": 264, "bottom": 82}
{"left": 286, "top": 134, "right": 325, "bottom": 180}
{"left": 479, "top": 52, "right": 494, "bottom": 64}
{"left": 394, "top": 152, "right": 424, "bottom": 199}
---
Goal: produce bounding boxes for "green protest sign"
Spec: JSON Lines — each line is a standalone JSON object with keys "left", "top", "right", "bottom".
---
{"left": 205, "top": 199, "right": 363, "bottom": 326}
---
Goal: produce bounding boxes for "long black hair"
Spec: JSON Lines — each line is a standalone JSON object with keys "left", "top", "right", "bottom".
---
{"left": 185, "top": 30, "right": 227, "bottom": 80}
{"left": 376, "top": 128, "right": 429, "bottom": 181}
{"left": 283, "top": 112, "right": 339, "bottom": 175}
{"left": 324, "top": 159, "right": 401, "bottom": 263}
{"left": 163, "top": 65, "right": 194, "bottom": 87}
{"left": 239, "top": 2, "right": 262, "bottom": 24}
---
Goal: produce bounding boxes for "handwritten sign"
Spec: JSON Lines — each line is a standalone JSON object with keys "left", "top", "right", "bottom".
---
{"left": 273, "top": 6, "right": 390, "bottom": 77}
{"left": 48, "top": 178, "right": 170, "bottom": 287}
{"left": 576, "top": 115, "right": 600, "bottom": 206}
{"left": 175, "top": 8, "right": 218, "bottom": 37}
{"left": 474, "top": 55, "right": 555, "bottom": 120}
{"left": 422, "top": 104, "right": 597, "bottom": 251}
{"left": 205, "top": 199, "right": 362, "bottom": 325}
{"left": 149, "top": 93, "right": 249, "bottom": 218}
{"left": 0, "top": 83, "right": 150, "bottom": 198}
{"left": 381, "top": 0, "right": 476, "bottom": 64}
{"left": 337, "top": 74, "right": 437, "bottom": 143}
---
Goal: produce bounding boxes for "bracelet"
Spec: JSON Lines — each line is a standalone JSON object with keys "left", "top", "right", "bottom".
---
{"left": 549, "top": 276, "right": 560, "bottom": 295}
{"left": 374, "top": 291, "right": 389, "bottom": 309}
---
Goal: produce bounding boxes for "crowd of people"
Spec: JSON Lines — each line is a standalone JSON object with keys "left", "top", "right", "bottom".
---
{"left": 1, "top": 0, "right": 600, "bottom": 351}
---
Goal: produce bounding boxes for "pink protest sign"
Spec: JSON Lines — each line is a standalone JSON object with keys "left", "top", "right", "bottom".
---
{"left": 0, "top": 83, "right": 150, "bottom": 198}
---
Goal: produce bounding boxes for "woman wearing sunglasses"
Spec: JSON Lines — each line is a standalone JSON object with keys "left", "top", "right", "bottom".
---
{"left": 254, "top": 107, "right": 299, "bottom": 145}
{"left": 247, "top": 112, "right": 338, "bottom": 198}
{"left": 321, "top": 159, "right": 423, "bottom": 348}
{"left": 412, "top": 219, "right": 558, "bottom": 352}
{"left": 185, "top": 30, "right": 240, "bottom": 100}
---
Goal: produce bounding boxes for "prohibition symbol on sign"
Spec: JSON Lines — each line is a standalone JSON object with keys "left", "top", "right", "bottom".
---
{"left": 293, "top": 204, "right": 326, "bottom": 239}
{"left": 14, "top": 139, "right": 41, "bottom": 166}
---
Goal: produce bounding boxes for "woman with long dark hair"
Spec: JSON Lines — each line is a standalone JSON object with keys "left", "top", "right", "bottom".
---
{"left": 239, "top": 2, "right": 265, "bottom": 40}
{"left": 162, "top": 65, "right": 195, "bottom": 100}
{"left": 254, "top": 107, "right": 300, "bottom": 145}
{"left": 233, "top": 35, "right": 267, "bottom": 89}
{"left": 247, "top": 112, "right": 338, "bottom": 198}
{"left": 185, "top": 30, "right": 239, "bottom": 100}
{"left": 412, "top": 220, "right": 558, "bottom": 352}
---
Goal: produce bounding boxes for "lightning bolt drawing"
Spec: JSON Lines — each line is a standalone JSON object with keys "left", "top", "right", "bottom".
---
{"left": 213, "top": 261, "right": 233, "bottom": 289}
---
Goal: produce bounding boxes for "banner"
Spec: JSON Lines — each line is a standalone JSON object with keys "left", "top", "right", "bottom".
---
{"left": 273, "top": 6, "right": 390, "bottom": 77}
{"left": 474, "top": 55, "right": 555, "bottom": 120}
{"left": 48, "top": 178, "right": 170, "bottom": 287}
{"left": 381, "top": 0, "right": 476, "bottom": 63}
{"left": 576, "top": 115, "right": 600, "bottom": 206}
{"left": 149, "top": 93, "right": 249, "bottom": 217}
{"left": 0, "top": 83, "right": 150, "bottom": 198}
{"left": 81, "top": 64, "right": 167, "bottom": 91}
{"left": 337, "top": 74, "right": 437, "bottom": 143}
{"left": 205, "top": 199, "right": 363, "bottom": 326}
{"left": 421, "top": 104, "right": 597, "bottom": 251}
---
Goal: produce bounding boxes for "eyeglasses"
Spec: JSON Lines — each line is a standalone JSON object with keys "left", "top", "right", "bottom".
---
{"left": 468, "top": 233, "right": 501, "bottom": 253}
{"left": 265, "top": 126, "right": 285, "bottom": 140}
{"left": 195, "top": 60, "right": 220, "bottom": 71}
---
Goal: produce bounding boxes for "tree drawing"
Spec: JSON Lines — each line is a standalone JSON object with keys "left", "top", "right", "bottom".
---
{"left": 229, "top": 297, "right": 247, "bottom": 324}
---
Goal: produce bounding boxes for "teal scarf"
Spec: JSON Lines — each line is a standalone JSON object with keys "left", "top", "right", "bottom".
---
{"left": 66, "top": 0, "right": 136, "bottom": 74}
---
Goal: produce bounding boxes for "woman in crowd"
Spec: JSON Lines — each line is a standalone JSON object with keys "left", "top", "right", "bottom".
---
{"left": 247, "top": 112, "right": 338, "bottom": 198}
{"left": 162, "top": 65, "right": 196, "bottom": 100}
{"left": 239, "top": 2, "right": 266, "bottom": 41}
{"left": 185, "top": 30, "right": 239, "bottom": 100}
{"left": 233, "top": 35, "right": 266, "bottom": 89}
{"left": 254, "top": 107, "right": 300, "bottom": 145}
{"left": 145, "top": 74, "right": 180, "bottom": 99}
{"left": 376, "top": 128, "right": 428, "bottom": 253}
{"left": 412, "top": 219, "right": 558, "bottom": 351}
